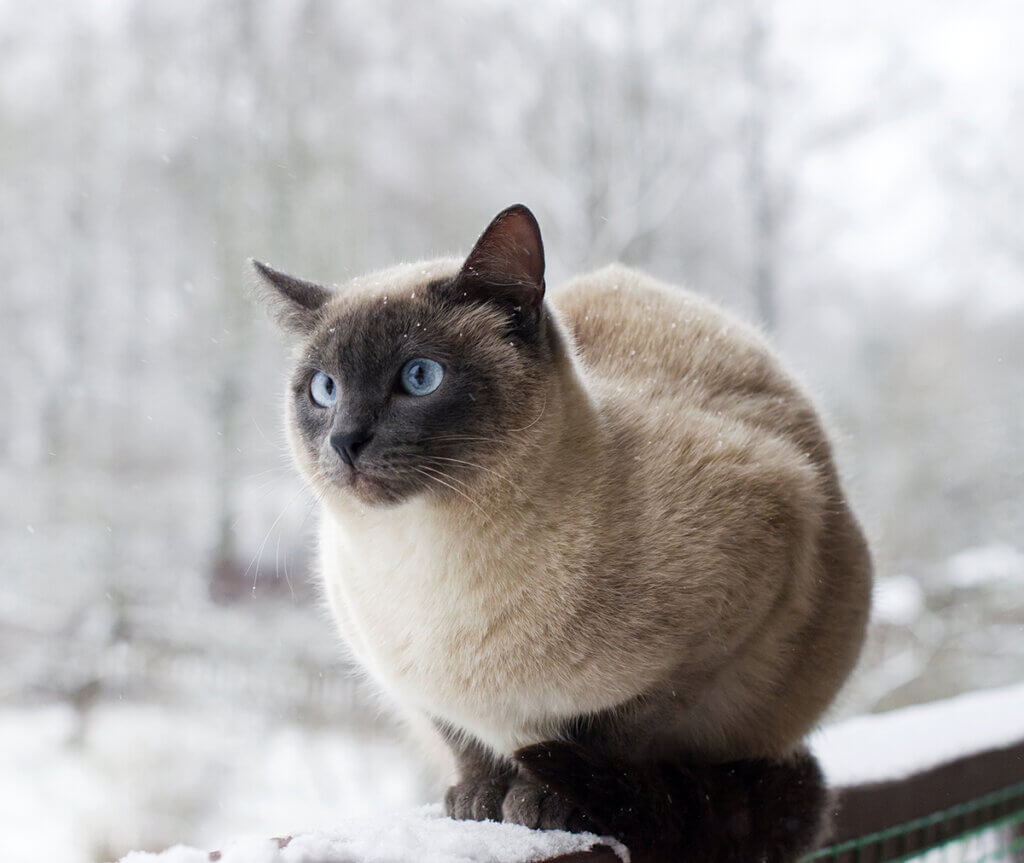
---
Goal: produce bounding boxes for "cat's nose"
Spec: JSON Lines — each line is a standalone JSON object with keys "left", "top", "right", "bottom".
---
{"left": 331, "top": 429, "right": 373, "bottom": 468}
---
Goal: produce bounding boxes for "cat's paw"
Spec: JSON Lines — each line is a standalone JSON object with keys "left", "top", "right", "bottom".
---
{"left": 444, "top": 775, "right": 509, "bottom": 822}
{"left": 501, "top": 777, "right": 594, "bottom": 832}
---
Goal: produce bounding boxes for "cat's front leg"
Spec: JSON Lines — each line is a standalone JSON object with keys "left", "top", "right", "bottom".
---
{"left": 439, "top": 724, "right": 595, "bottom": 829}
{"left": 445, "top": 773, "right": 511, "bottom": 822}
{"left": 501, "top": 775, "right": 595, "bottom": 832}
{"left": 440, "top": 730, "right": 515, "bottom": 822}
{"left": 513, "top": 740, "right": 828, "bottom": 862}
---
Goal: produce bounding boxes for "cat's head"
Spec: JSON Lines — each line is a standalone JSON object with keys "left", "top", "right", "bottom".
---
{"left": 252, "top": 205, "right": 554, "bottom": 507}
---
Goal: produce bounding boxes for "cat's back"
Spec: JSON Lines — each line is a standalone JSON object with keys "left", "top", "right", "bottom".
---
{"left": 551, "top": 264, "right": 800, "bottom": 425}
{"left": 553, "top": 266, "right": 871, "bottom": 759}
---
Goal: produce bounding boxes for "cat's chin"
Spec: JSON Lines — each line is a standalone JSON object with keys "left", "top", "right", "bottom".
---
{"left": 352, "top": 474, "right": 399, "bottom": 505}
{"left": 336, "top": 471, "right": 409, "bottom": 507}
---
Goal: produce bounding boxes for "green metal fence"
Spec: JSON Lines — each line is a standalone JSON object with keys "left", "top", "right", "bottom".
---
{"left": 805, "top": 780, "right": 1024, "bottom": 863}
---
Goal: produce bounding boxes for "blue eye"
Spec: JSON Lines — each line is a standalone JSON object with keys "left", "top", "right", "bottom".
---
{"left": 310, "top": 371, "right": 337, "bottom": 407}
{"left": 400, "top": 358, "right": 444, "bottom": 396}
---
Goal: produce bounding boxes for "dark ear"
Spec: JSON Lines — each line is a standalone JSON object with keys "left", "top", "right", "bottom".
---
{"left": 453, "top": 204, "right": 545, "bottom": 328}
{"left": 249, "top": 259, "right": 332, "bottom": 334}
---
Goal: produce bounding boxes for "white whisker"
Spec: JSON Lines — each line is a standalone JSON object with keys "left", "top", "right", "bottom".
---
{"left": 413, "top": 465, "right": 494, "bottom": 525}
{"left": 422, "top": 454, "right": 518, "bottom": 489}
{"left": 245, "top": 484, "right": 311, "bottom": 589}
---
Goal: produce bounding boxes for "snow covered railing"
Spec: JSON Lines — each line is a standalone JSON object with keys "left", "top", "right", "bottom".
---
{"left": 809, "top": 682, "right": 1024, "bottom": 861}
{"left": 121, "top": 683, "right": 1024, "bottom": 863}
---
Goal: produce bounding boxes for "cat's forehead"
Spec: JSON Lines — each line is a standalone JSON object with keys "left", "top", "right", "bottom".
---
{"left": 300, "top": 257, "right": 466, "bottom": 364}
{"left": 336, "top": 257, "right": 462, "bottom": 302}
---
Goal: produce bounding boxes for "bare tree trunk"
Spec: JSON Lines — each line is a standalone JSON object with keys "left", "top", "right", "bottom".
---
{"left": 208, "top": 0, "right": 258, "bottom": 602}
{"left": 743, "top": 5, "right": 777, "bottom": 332}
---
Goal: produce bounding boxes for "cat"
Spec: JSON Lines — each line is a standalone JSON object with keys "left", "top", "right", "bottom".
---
{"left": 251, "top": 204, "right": 872, "bottom": 861}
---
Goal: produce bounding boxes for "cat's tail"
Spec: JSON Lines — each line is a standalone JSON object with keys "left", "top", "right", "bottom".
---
{"left": 512, "top": 741, "right": 828, "bottom": 863}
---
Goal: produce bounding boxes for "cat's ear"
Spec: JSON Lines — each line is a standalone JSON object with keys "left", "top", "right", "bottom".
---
{"left": 453, "top": 204, "right": 546, "bottom": 327}
{"left": 249, "top": 259, "right": 332, "bottom": 334}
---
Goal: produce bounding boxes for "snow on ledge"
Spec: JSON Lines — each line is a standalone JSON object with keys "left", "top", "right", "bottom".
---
{"left": 117, "top": 804, "right": 628, "bottom": 863}
{"left": 812, "top": 681, "right": 1024, "bottom": 787}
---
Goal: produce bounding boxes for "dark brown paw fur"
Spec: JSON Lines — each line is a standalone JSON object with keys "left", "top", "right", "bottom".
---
{"left": 444, "top": 775, "right": 509, "bottom": 822}
{"left": 501, "top": 777, "right": 594, "bottom": 832}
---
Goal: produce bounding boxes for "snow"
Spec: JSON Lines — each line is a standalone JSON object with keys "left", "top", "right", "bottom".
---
{"left": 117, "top": 807, "right": 627, "bottom": 863}
{"left": 872, "top": 575, "right": 925, "bottom": 627}
{"left": 812, "top": 681, "right": 1024, "bottom": 787}
{"left": 946, "top": 543, "right": 1024, "bottom": 588}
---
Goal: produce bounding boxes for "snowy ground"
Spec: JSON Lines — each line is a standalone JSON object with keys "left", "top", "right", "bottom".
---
{"left": 0, "top": 701, "right": 430, "bottom": 863}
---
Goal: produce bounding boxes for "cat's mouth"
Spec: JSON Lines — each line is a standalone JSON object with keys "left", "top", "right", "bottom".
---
{"left": 342, "top": 468, "right": 407, "bottom": 506}
{"left": 318, "top": 453, "right": 425, "bottom": 507}
{"left": 351, "top": 470, "right": 386, "bottom": 498}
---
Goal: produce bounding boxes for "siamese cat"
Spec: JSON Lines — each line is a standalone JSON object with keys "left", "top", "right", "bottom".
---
{"left": 251, "top": 205, "right": 872, "bottom": 862}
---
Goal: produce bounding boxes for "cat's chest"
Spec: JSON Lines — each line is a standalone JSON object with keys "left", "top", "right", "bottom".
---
{"left": 318, "top": 503, "right": 549, "bottom": 745}
{"left": 322, "top": 510, "right": 485, "bottom": 662}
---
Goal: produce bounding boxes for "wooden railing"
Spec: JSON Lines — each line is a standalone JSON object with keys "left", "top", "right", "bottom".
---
{"left": 808, "top": 740, "right": 1024, "bottom": 862}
